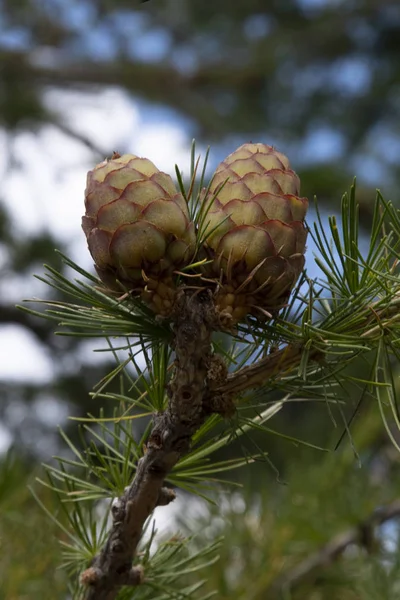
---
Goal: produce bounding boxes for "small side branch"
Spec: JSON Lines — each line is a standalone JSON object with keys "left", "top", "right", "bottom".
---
{"left": 211, "top": 292, "right": 400, "bottom": 401}
{"left": 82, "top": 289, "right": 219, "bottom": 600}
{"left": 271, "top": 498, "right": 400, "bottom": 593}
{"left": 214, "top": 344, "right": 313, "bottom": 396}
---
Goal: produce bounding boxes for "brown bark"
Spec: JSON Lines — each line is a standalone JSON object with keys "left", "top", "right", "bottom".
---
{"left": 82, "top": 288, "right": 221, "bottom": 599}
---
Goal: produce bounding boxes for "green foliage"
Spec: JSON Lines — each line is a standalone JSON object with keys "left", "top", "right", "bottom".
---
{"left": 0, "top": 451, "right": 68, "bottom": 599}
{"left": 182, "top": 448, "right": 400, "bottom": 599}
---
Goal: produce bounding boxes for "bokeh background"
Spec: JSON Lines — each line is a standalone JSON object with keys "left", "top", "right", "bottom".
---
{"left": 2, "top": 1, "right": 400, "bottom": 598}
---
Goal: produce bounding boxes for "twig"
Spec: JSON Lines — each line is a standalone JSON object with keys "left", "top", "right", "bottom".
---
{"left": 82, "top": 288, "right": 220, "bottom": 599}
{"left": 53, "top": 120, "right": 107, "bottom": 157}
{"left": 213, "top": 343, "right": 316, "bottom": 396}
{"left": 271, "top": 498, "right": 400, "bottom": 593}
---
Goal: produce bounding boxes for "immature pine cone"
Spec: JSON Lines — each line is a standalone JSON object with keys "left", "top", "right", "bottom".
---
{"left": 82, "top": 153, "right": 195, "bottom": 315}
{"left": 203, "top": 143, "right": 308, "bottom": 322}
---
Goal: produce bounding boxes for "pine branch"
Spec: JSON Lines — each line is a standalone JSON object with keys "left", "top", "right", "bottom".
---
{"left": 51, "top": 119, "right": 107, "bottom": 157}
{"left": 81, "top": 288, "right": 227, "bottom": 600}
{"left": 0, "top": 49, "right": 255, "bottom": 136}
{"left": 271, "top": 498, "right": 400, "bottom": 593}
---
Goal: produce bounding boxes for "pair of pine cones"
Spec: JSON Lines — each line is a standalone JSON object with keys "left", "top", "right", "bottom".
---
{"left": 82, "top": 143, "right": 308, "bottom": 323}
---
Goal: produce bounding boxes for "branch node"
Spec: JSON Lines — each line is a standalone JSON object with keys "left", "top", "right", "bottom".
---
{"left": 157, "top": 486, "right": 177, "bottom": 506}
{"left": 206, "top": 392, "right": 236, "bottom": 418}
{"left": 80, "top": 566, "right": 103, "bottom": 586}
{"left": 111, "top": 496, "right": 125, "bottom": 521}
{"left": 206, "top": 354, "right": 228, "bottom": 389}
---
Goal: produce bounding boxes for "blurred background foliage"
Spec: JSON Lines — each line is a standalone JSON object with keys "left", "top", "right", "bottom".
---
{"left": 2, "top": 0, "right": 400, "bottom": 598}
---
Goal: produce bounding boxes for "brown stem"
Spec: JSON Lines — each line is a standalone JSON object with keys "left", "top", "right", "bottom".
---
{"left": 214, "top": 343, "right": 317, "bottom": 397}
{"left": 82, "top": 289, "right": 219, "bottom": 600}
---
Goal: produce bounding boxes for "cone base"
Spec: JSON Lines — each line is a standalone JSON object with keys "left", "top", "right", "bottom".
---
{"left": 212, "top": 279, "right": 295, "bottom": 325}
{"left": 94, "top": 264, "right": 178, "bottom": 317}
{"left": 141, "top": 276, "right": 177, "bottom": 316}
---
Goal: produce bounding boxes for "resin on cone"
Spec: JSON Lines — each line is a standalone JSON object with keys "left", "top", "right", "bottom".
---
{"left": 202, "top": 143, "right": 308, "bottom": 322}
{"left": 82, "top": 153, "right": 195, "bottom": 315}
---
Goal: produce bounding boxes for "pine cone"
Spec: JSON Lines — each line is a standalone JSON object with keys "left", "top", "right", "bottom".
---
{"left": 202, "top": 143, "right": 308, "bottom": 322}
{"left": 82, "top": 153, "right": 195, "bottom": 315}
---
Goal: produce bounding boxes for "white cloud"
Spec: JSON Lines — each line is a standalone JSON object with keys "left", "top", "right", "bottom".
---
{"left": 134, "top": 123, "right": 192, "bottom": 174}
{"left": 1, "top": 87, "right": 194, "bottom": 243}
{"left": 0, "top": 325, "right": 54, "bottom": 382}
